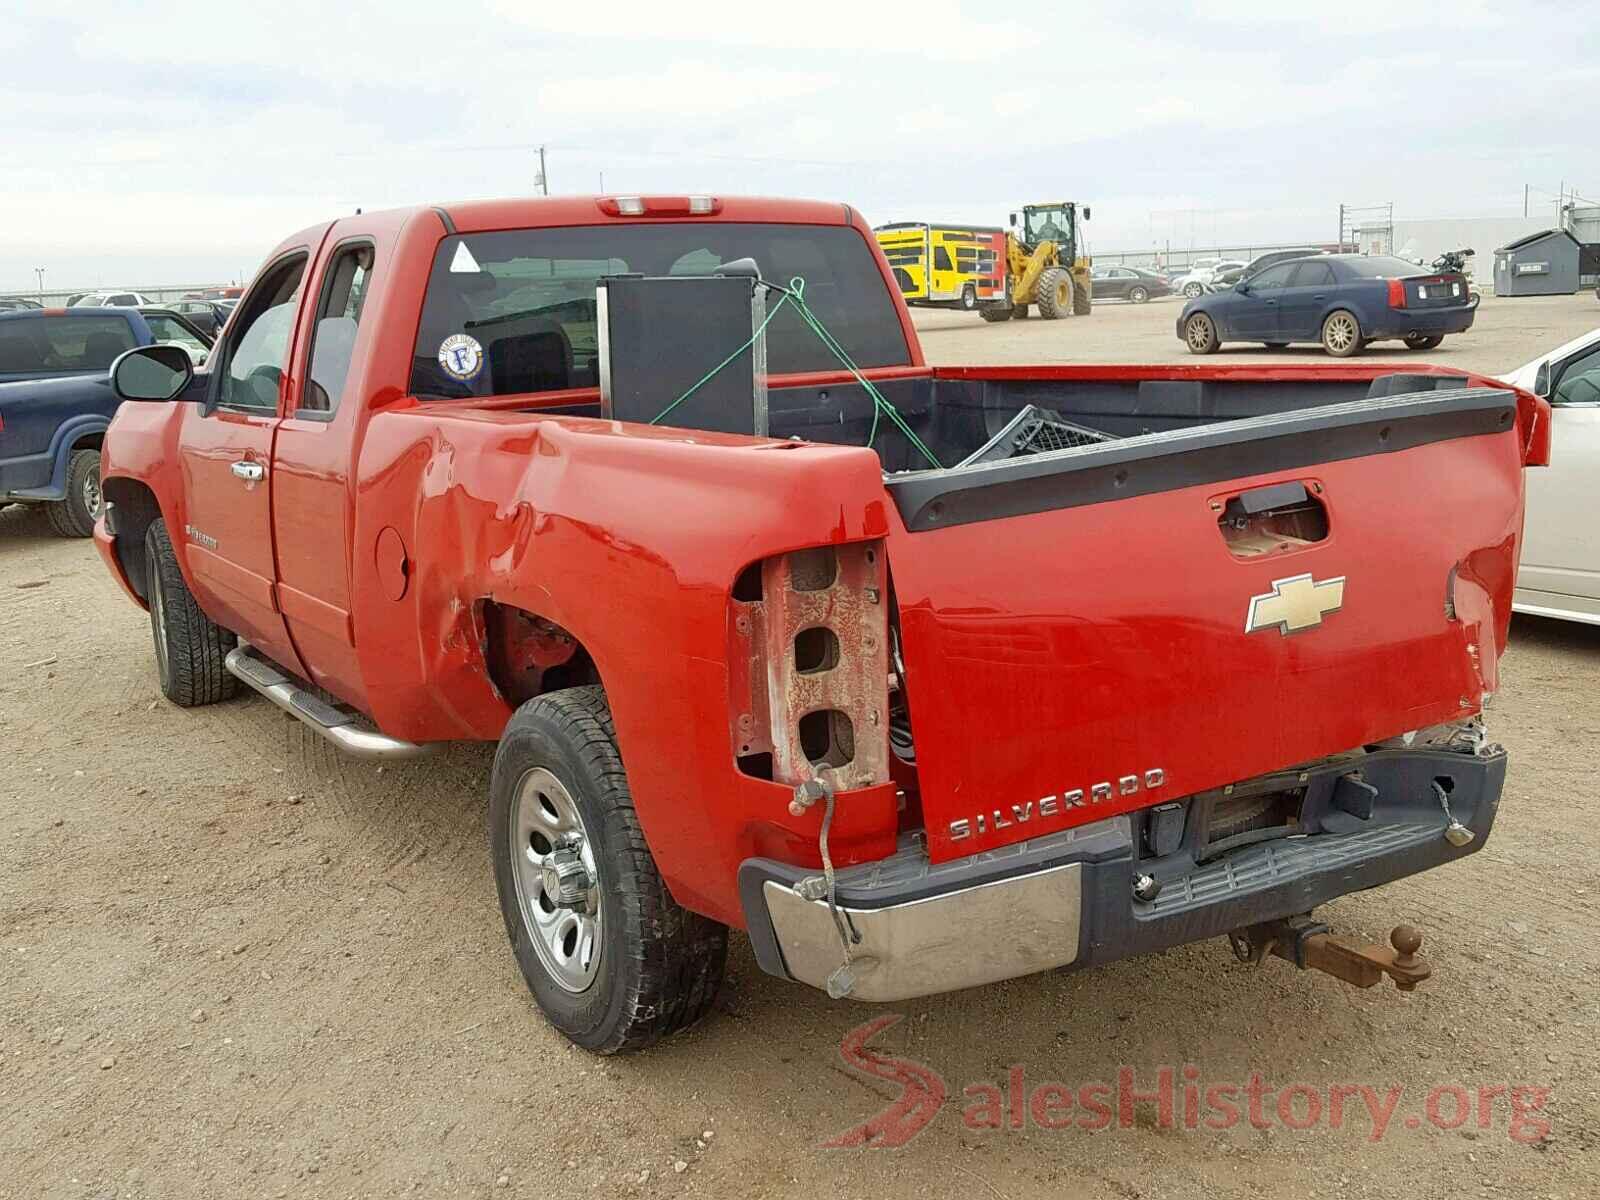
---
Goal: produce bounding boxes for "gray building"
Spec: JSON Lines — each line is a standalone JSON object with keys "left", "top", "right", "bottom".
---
{"left": 1494, "top": 229, "right": 1582, "bottom": 296}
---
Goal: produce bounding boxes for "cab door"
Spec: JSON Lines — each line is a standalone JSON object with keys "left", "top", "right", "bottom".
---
{"left": 269, "top": 232, "right": 382, "bottom": 708}
{"left": 175, "top": 251, "right": 311, "bottom": 674}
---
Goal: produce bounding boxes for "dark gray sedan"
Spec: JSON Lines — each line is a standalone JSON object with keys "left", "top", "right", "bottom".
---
{"left": 1090, "top": 265, "right": 1172, "bottom": 303}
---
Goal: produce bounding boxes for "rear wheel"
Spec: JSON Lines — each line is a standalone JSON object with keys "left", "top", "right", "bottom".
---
{"left": 1013, "top": 304, "right": 1031, "bottom": 319}
{"left": 1321, "top": 310, "right": 1362, "bottom": 357}
{"left": 978, "top": 304, "right": 1013, "bottom": 322}
{"left": 1035, "top": 267, "right": 1073, "bottom": 319}
{"left": 490, "top": 686, "right": 727, "bottom": 1054}
{"left": 1128, "top": 285, "right": 1149, "bottom": 304}
{"left": 958, "top": 284, "right": 977, "bottom": 311}
{"left": 1404, "top": 334, "right": 1444, "bottom": 350}
{"left": 1184, "top": 312, "right": 1219, "bottom": 355}
{"left": 1183, "top": 282, "right": 1204, "bottom": 298}
{"left": 144, "top": 518, "right": 237, "bottom": 707}
{"left": 45, "top": 449, "right": 101, "bottom": 538}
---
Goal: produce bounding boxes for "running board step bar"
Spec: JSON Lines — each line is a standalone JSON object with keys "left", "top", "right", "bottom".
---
{"left": 224, "top": 644, "right": 437, "bottom": 760}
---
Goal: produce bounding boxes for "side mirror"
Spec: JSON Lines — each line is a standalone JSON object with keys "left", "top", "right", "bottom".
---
{"left": 1233, "top": 281, "right": 1250, "bottom": 295}
{"left": 1083, "top": 206, "right": 1091, "bottom": 221}
{"left": 111, "top": 343, "right": 193, "bottom": 403}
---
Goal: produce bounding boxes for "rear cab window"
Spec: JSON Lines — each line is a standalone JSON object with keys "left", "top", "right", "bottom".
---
{"left": 408, "top": 223, "right": 911, "bottom": 400}
{"left": 0, "top": 314, "right": 136, "bottom": 374}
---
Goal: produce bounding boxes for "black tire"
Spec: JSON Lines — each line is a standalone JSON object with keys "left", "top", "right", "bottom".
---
{"left": 959, "top": 284, "right": 977, "bottom": 311}
{"left": 144, "top": 518, "right": 237, "bottom": 707}
{"left": 1035, "top": 267, "right": 1073, "bottom": 319}
{"left": 1183, "top": 312, "right": 1220, "bottom": 355}
{"left": 1074, "top": 274, "right": 1092, "bottom": 315}
{"left": 977, "top": 304, "right": 1013, "bottom": 322}
{"left": 490, "top": 686, "right": 727, "bottom": 1054}
{"left": 1128, "top": 285, "right": 1149, "bottom": 304}
{"left": 1013, "top": 304, "right": 1031, "bottom": 319}
{"left": 1263, "top": 342, "right": 1289, "bottom": 349}
{"left": 1404, "top": 334, "right": 1444, "bottom": 350}
{"left": 1321, "top": 310, "right": 1363, "bottom": 357}
{"left": 45, "top": 448, "right": 101, "bottom": 538}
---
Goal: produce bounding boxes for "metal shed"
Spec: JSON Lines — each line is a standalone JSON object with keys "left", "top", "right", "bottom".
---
{"left": 1494, "top": 228, "right": 1581, "bottom": 296}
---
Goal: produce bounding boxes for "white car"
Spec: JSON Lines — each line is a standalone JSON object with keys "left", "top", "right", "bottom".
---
{"left": 1173, "top": 259, "right": 1246, "bottom": 299}
{"left": 71, "top": 291, "right": 156, "bottom": 308}
{"left": 1501, "top": 327, "right": 1600, "bottom": 624}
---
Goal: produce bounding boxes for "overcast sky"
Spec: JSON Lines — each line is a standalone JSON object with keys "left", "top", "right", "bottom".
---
{"left": 3, "top": 0, "right": 1594, "bottom": 292}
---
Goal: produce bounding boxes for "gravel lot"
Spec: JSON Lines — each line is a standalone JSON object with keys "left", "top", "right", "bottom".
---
{"left": 3, "top": 292, "right": 1598, "bottom": 1199}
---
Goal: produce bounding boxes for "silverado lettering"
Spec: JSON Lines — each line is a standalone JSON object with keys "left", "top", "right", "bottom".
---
{"left": 92, "top": 193, "right": 1550, "bottom": 1051}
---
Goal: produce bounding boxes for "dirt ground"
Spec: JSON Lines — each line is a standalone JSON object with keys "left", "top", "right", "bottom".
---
{"left": 4, "top": 292, "right": 1600, "bottom": 1199}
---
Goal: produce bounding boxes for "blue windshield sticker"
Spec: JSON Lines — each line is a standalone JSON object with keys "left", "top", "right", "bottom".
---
{"left": 438, "top": 333, "right": 484, "bottom": 381}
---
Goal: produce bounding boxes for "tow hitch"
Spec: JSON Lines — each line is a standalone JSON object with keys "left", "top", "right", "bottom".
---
{"left": 1229, "top": 916, "right": 1432, "bottom": 992}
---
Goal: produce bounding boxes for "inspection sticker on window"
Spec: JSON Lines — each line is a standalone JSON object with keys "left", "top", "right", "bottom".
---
{"left": 438, "top": 333, "right": 483, "bottom": 381}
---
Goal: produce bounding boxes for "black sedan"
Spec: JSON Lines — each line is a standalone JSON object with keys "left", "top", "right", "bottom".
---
{"left": 1176, "top": 255, "right": 1477, "bottom": 357}
{"left": 1090, "top": 265, "right": 1172, "bottom": 304}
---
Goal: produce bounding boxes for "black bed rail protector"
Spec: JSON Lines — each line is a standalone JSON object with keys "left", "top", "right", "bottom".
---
{"left": 887, "top": 386, "right": 1516, "bottom": 531}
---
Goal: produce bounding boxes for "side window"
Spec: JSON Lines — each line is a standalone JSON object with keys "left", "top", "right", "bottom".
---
{"left": 301, "top": 244, "right": 374, "bottom": 416}
{"left": 933, "top": 246, "right": 953, "bottom": 272}
{"left": 1250, "top": 264, "right": 1295, "bottom": 290}
{"left": 219, "top": 255, "right": 307, "bottom": 411}
{"left": 1553, "top": 345, "right": 1600, "bottom": 405}
{"left": 1290, "top": 262, "right": 1335, "bottom": 287}
{"left": 143, "top": 314, "right": 210, "bottom": 362}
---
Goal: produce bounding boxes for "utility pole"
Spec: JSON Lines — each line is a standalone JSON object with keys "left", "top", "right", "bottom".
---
{"left": 537, "top": 146, "right": 549, "bottom": 196}
{"left": 1338, "top": 204, "right": 1344, "bottom": 252}
{"left": 1524, "top": 184, "right": 1529, "bottom": 218}
{"left": 34, "top": 266, "right": 44, "bottom": 302}
{"left": 599, "top": 170, "right": 605, "bottom": 193}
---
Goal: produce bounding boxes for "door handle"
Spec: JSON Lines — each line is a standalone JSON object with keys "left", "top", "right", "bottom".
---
{"left": 230, "top": 461, "right": 266, "bottom": 482}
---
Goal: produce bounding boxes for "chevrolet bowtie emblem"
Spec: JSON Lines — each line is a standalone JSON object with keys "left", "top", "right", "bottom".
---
{"left": 1245, "top": 573, "right": 1346, "bottom": 635}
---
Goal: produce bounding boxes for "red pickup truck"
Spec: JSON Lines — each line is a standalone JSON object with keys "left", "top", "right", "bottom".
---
{"left": 94, "top": 194, "right": 1550, "bottom": 1054}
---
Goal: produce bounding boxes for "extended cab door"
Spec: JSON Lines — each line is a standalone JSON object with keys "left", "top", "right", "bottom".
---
{"left": 176, "top": 252, "right": 308, "bottom": 673}
{"left": 269, "top": 234, "right": 380, "bottom": 707}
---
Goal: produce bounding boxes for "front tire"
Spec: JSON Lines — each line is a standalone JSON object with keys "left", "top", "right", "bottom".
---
{"left": 1184, "top": 312, "right": 1220, "bottom": 354}
{"left": 1321, "top": 309, "right": 1363, "bottom": 357}
{"left": 490, "top": 686, "right": 727, "bottom": 1054}
{"left": 144, "top": 518, "right": 237, "bottom": 707}
{"left": 45, "top": 448, "right": 101, "bottom": 538}
{"left": 1404, "top": 334, "right": 1444, "bottom": 350}
{"left": 1035, "top": 267, "right": 1073, "bottom": 319}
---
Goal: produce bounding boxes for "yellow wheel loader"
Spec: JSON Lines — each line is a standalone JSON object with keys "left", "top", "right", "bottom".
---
{"left": 978, "top": 202, "right": 1093, "bottom": 322}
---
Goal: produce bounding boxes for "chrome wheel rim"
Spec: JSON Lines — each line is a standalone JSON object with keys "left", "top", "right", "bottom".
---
{"left": 149, "top": 564, "right": 170, "bottom": 687}
{"left": 1325, "top": 313, "right": 1357, "bottom": 352}
{"left": 510, "top": 767, "right": 602, "bottom": 993}
{"left": 82, "top": 472, "right": 101, "bottom": 519}
{"left": 1185, "top": 315, "right": 1212, "bottom": 351}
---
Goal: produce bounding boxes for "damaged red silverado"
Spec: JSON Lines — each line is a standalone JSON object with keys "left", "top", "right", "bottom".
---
{"left": 93, "top": 195, "right": 1550, "bottom": 1053}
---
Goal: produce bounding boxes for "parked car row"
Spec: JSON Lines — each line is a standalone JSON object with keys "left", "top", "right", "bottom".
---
{"left": 0, "top": 306, "right": 213, "bottom": 535}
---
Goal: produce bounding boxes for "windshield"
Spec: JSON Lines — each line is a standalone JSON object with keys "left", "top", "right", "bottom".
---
{"left": 1023, "top": 208, "right": 1072, "bottom": 246}
{"left": 409, "top": 222, "right": 911, "bottom": 400}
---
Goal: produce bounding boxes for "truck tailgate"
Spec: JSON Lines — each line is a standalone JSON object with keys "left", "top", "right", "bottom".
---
{"left": 883, "top": 388, "right": 1524, "bottom": 863}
